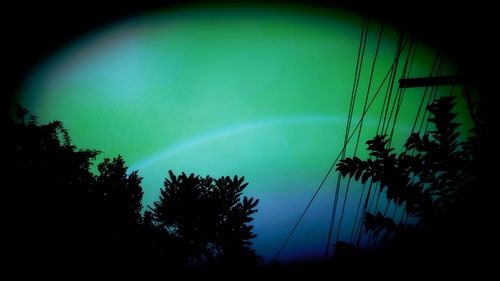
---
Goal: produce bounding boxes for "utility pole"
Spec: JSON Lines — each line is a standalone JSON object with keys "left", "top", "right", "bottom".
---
{"left": 399, "top": 75, "right": 478, "bottom": 128}
{"left": 399, "top": 75, "right": 463, "bottom": 88}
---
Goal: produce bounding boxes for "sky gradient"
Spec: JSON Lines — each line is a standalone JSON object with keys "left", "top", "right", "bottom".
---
{"left": 18, "top": 4, "right": 473, "bottom": 263}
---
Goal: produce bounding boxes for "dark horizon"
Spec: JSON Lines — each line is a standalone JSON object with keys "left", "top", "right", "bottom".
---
{"left": 3, "top": 0, "right": 495, "bottom": 276}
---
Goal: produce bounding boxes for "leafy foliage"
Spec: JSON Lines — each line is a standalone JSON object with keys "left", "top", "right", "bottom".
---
{"left": 4, "top": 106, "right": 152, "bottom": 270}
{"left": 4, "top": 105, "right": 261, "bottom": 273}
{"left": 92, "top": 156, "right": 144, "bottom": 227}
{"left": 151, "top": 171, "right": 261, "bottom": 268}
{"left": 336, "top": 96, "right": 475, "bottom": 242}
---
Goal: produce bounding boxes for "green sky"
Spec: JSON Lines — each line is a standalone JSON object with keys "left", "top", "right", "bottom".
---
{"left": 18, "top": 4, "right": 472, "bottom": 262}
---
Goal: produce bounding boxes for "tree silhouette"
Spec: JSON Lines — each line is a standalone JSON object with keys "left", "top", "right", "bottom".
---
{"left": 4, "top": 105, "right": 151, "bottom": 272}
{"left": 4, "top": 105, "right": 100, "bottom": 270}
{"left": 336, "top": 96, "right": 476, "bottom": 245}
{"left": 90, "top": 155, "right": 144, "bottom": 239}
{"left": 86, "top": 155, "right": 147, "bottom": 270}
{"left": 4, "top": 105, "right": 262, "bottom": 274}
{"left": 150, "top": 171, "right": 261, "bottom": 269}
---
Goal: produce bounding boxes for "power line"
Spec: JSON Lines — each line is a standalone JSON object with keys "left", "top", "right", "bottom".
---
{"left": 424, "top": 55, "right": 446, "bottom": 133}
{"left": 356, "top": 33, "right": 406, "bottom": 249}
{"left": 388, "top": 36, "right": 415, "bottom": 143}
{"left": 354, "top": 36, "right": 405, "bottom": 248}
{"left": 324, "top": 15, "right": 370, "bottom": 259}
{"left": 417, "top": 51, "right": 442, "bottom": 133}
{"left": 374, "top": 36, "right": 420, "bottom": 248}
{"left": 273, "top": 51, "right": 403, "bottom": 261}
{"left": 384, "top": 33, "right": 409, "bottom": 136}
{"left": 349, "top": 178, "right": 368, "bottom": 244}
{"left": 354, "top": 180, "right": 374, "bottom": 247}
{"left": 352, "top": 35, "right": 416, "bottom": 246}
{"left": 335, "top": 21, "right": 385, "bottom": 249}
{"left": 272, "top": 143, "right": 340, "bottom": 262}
{"left": 380, "top": 32, "right": 405, "bottom": 135}
{"left": 448, "top": 83, "right": 456, "bottom": 97}
{"left": 273, "top": 31, "right": 414, "bottom": 261}
{"left": 330, "top": 16, "right": 372, "bottom": 256}
{"left": 399, "top": 51, "right": 444, "bottom": 229}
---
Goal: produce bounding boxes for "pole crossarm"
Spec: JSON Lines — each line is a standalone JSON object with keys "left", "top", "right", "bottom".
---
{"left": 399, "top": 75, "right": 463, "bottom": 88}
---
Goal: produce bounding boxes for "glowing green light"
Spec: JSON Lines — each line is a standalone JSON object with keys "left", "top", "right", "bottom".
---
{"left": 19, "top": 5, "right": 472, "bottom": 262}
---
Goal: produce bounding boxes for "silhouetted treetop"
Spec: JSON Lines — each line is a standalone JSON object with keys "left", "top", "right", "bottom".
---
{"left": 4, "top": 106, "right": 146, "bottom": 272}
{"left": 151, "top": 171, "right": 261, "bottom": 268}
{"left": 93, "top": 156, "right": 144, "bottom": 226}
{"left": 5, "top": 105, "right": 262, "bottom": 274}
{"left": 335, "top": 96, "right": 477, "bottom": 248}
